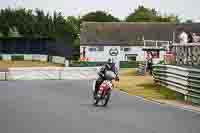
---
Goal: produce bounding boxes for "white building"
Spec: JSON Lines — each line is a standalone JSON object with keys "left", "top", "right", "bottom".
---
{"left": 80, "top": 22, "right": 175, "bottom": 66}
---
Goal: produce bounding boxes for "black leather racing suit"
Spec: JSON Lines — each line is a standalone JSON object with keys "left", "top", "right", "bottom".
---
{"left": 93, "top": 63, "right": 119, "bottom": 97}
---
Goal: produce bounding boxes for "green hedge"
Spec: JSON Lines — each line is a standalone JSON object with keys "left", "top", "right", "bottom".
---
{"left": 120, "top": 61, "right": 140, "bottom": 68}
{"left": 11, "top": 55, "right": 24, "bottom": 61}
{"left": 70, "top": 62, "right": 106, "bottom": 67}
{"left": 0, "top": 55, "right": 2, "bottom": 60}
{"left": 70, "top": 61, "right": 142, "bottom": 68}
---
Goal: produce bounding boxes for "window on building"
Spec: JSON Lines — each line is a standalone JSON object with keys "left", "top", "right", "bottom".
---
{"left": 128, "top": 56, "right": 137, "bottom": 61}
{"left": 120, "top": 48, "right": 124, "bottom": 51}
{"left": 89, "top": 47, "right": 96, "bottom": 52}
{"left": 126, "top": 54, "right": 138, "bottom": 61}
{"left": 136, "top": 35, "right": 143, "bottom": 41}
{"left": 97, "top": 46, "right": 104, "bottom": 51}
{"left": 124, "top": 48, "right": 131, "bottom": 52}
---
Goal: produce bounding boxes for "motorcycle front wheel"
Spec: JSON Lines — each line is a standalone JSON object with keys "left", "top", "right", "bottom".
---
{"left": 92, "top": 92, "right": 100, "bottom": 106}
{"left": 102, "top": 91, "right": 111, "bottom": 107}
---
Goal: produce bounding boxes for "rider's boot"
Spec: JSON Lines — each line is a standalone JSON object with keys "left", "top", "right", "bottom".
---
{"left": 93, "top": 83, "right": 99, "bottom": 99}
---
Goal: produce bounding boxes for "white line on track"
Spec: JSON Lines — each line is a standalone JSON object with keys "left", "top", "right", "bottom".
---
{"left": 118, "top": 89, "right": 200, "bottom": 114}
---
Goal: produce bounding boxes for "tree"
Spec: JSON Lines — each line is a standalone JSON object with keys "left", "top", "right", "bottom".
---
{"left": 125, "top": 6, "right": 158, "bottom": 22}
{"left": 14, "top": 8, "right": 36, "bottom": 37}
{"left": 185, "top": 19, "right": 193, "bottom": 23}
{"left": 66, "top": 16, "right": 81, "bottom": 60}
{"left": 81, "top": 11, "right": 120, "bottom": 22}
{"left": 125, "top": 5, "right": 180, "bottom": 23}
{"left": 66, "top": 16, "right": 80, "bottom": 40}
{"left": 0, "top": 8, "right": 76, "bottom": 39}
{"left": 0, "top": 8, "right": 12, "bottom": 36}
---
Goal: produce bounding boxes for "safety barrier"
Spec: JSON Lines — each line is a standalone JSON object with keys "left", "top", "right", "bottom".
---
{"left": 153, "top": 64, "right": 200, "bottom": 104}
{"left": 0, "top": 72, "right": 6, "bottom": 80}
{"left": 0, "top": 67, "right": 99, "bottom": 81}
{"left": 0, "top": 54, "right": 67, "bottom": 65}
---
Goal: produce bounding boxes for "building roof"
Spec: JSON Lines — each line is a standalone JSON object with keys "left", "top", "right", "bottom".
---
{"left": 80, "top": 22, "right": 176, "bottom": 46}
{"left": 176, "top": 23, "right": 200, "bottom": 33}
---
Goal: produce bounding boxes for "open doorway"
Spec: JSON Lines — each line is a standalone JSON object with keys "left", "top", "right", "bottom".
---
{"left": 125, "top": 54, "right": 138, "bottom": 61}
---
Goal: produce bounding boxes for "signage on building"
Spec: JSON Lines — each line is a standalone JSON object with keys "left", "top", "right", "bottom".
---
{"left": 109, "top": 48, "right": 119, "bottom": 56}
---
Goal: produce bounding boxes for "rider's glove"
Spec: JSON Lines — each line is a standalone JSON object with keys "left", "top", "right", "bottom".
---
{"left": 98, "top": 72, "right": 104, "bottom": 77}
{"left": 116, "top": 77, "right": 120, "bottom": 81}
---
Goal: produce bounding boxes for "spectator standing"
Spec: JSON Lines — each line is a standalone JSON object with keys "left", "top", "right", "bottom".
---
{"left": 179, "top": 28, "right": 188, "bottom": 44}
{"left": 146, "top": 51, "right": 153, "bottom": 75}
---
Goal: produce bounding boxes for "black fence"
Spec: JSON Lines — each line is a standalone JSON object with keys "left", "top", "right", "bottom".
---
{"left": 0, "top": 37, "right": 73, "bottom": 59}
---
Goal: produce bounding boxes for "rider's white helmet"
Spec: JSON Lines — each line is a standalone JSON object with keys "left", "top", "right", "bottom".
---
{"left": 105, "top": 71, "right": 116, "bottom": 80}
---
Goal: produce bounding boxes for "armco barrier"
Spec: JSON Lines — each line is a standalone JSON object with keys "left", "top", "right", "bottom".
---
{"left": 7, "top": 67, "right": 62, "bottom": 80}
{"left": 52, "top": 56, "right": 65, "bottom": 64}
{"left": 2, "top": 67, "right": 99, "bottom": 80}
{"left": 24, "top": 54, "right": 33, "bottom": 61}
{"left": 32, "top": 54, "right": 43, "bottom": 61}
{"left": 0, "top": 72, "right": 6, "bottom": 80}
{"left": 61, "top": 67, "right": 98, "bottom": 80}
{"left": 153, "top": 64, "right": 200, "bottom": 104}
{"left": 0, "top": 54, "right": 67, "bottom": 65}
{"left": 40, "top": 55, "right": 48, "bottom": 62}
{"left": 2, "top": 54, "right": 11, "bottom": 61}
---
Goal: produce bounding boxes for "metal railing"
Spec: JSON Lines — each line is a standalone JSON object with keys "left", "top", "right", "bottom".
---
{"left": 143, "top": 40, "right": 170, "bottom": 49}
{"left": 0, "top": 67, "right": 99, "bottom": 81}
{"left": 153, "top": 64, "right": 200, "bottom": 104}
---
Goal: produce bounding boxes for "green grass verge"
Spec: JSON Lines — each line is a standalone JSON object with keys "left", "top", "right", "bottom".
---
{"left": 70, "top": 61, "right": 106, "bottom": 67}
{"left": 0, "top": 60, "right": 64, "bottom": 68}
{"left": 137, "top": 83, "right": 178, "bottom": 100}
{"left": 117, "top": 68, "right": 185, "bottom": 101}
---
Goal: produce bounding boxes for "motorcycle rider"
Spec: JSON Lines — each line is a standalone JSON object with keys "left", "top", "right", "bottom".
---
{"left": 93, "top": 58, "right": 119, "bottom": 98}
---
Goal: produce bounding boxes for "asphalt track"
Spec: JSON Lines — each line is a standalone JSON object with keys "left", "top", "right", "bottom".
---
{"left": 0, "top": 80, "right": 200, "bottom": 133}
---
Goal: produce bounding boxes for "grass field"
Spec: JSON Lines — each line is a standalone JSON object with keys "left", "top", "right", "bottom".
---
{"left": 0, "top": 61, "right": 64, "bottom": 69}
{"left": 115, "top": 68, "right": 178, "bottom": 101}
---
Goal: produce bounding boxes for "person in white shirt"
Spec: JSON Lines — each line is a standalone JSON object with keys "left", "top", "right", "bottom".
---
{"left": 179, "top": 28, "right": 188, "bottom": 44}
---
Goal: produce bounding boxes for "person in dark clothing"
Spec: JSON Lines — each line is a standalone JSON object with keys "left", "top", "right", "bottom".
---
{"left": 148, "top": 59, "right": 153, "bottom": 75}
{"left": 147, "top": 52, "right": 153, "bottom": 75}
{"left": 188, "top": 32, "right": 193, "bottom": 43}
{"left": 93, "top": 58, "right": 119, "bottom": 98}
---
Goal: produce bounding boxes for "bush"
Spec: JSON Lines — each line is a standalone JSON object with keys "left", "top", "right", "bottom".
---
{"left": 0, "top": 55, "right": 2, "bottom": 60}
